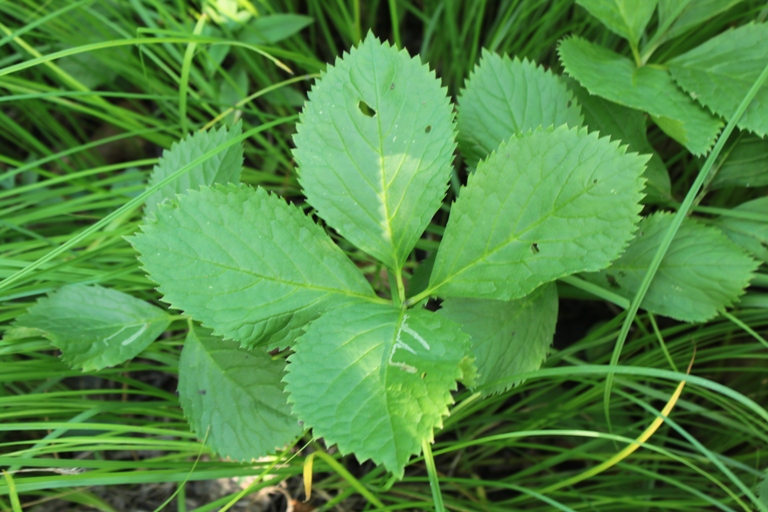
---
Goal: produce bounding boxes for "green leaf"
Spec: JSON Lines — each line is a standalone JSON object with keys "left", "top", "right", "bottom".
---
{"left": 582, "top": 213, "right": 758, "bottom": 322}
{"left": 440, "top": 282, "right": 558, "bottom": 396}
{"left": 711, "top": 135, "right": 768, "bottom": 190}
{"left": 713, "top": 198, "right": 768, "bottom": 262}
{"left": 429, "top": 125, "right": 646, "bottom": 301}
{"left": 657, "top": 0, "right": 744, "bottom": 44}
{"left": 284, "top": 303, "right": 471, "bottom": 478}
{"left": 130, "top": 184, "right": 376, "bottom": 349}
{"left": 457, "top": 52, "right": 583, "bottom": 168}
{"left": 576, "top": 0, "right": 657, "bottom": 46}
{"left": 144, "top": 123, "right": 243, "bottom": 218}
{"left": 241, "top": 14, "right": 314, "bottom": 45}
{"left": 293, "top": 33, "right": 456, "bottom": 270}
{"left": 567, "top": 78, "right": 671, "bottom": 202}
{"left": 14, "top": 285, "right": 170, "bottom": 371}
{"left": 668, "top": 23, "right": 768, "bottom": 137}
{"left": 178, "top": 325, "right": 301, "bottom": 460}
{"left": 559, "top": 36, "right": 723, "bottom": 156}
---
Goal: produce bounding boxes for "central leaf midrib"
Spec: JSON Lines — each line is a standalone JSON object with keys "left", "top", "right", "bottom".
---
{"left": 202, "top": 345, "right": 294, "bottom": 420}
{"left": 433, "top": 155, "right": 610, "bottom": 291}
{"left": 381, "top": 308, "right": 409, "bottom": 464}
{"left": 370, "top": 47, "right": 399, "bottom": 268}
{"left": 158, "top": 245, "right": 375, "bottom": 300}
{"left": 66, "top": 317, "right": 166, "bottom": 335}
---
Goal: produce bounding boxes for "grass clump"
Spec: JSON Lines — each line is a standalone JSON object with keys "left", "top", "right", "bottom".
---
{"left": 2, "top": 1, "right": 768, "bottom": 510}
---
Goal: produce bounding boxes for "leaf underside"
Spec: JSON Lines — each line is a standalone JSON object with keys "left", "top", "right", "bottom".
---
{"left": 440, "top": 282, "right": 558, "bottom": 396}
{"left": 178, "top": 326, "right": 301, "bottom": 461}
{"left": 293, "top": 33, "right": 456, "bottom": 270}
{"left": 582, "top": 213, "right": 759, "bottom": 322}
{"left": 13, "top": 284, "right": 170, "bottom": 371}
{"left": 131, "top": 184, "right": 375, "bottom": 349}
{"left": 558, "top": 36, "right": 723, "bottom": 156}
{"left": 457, "top": 51, "right": 583, "bottom": 168}
{"left": 429, "top": 125, "right": 646, "bottom": 301}
{"left": 669, "top": 22, "right": 768, "bottom": 137}
{"left": 144, "top": 123, "right": 243, "bottom": 217}
{"left": 284, "top": 303, "right": 472, "bottom": 478}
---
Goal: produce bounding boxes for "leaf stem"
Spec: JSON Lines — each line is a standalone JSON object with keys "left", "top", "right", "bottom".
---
{"left": 639, "top": 2, "right": 687, "bottom": 65}
{"left": 352, "top": 0, "right": 361, "bottom": 42}
{"left": 422, "top": 439, "right": 445, "bottom": 512}
{"left": 405, "top": 286, "right": 435, "bottom": 308}
{"left": 388, "top": 0, "right": 401, "bottom": 48}
{"left": 395, "top": 268, "right": 406, "bottom": 307}
{"left": 387, "top": 269, "right": 401, "bottom": 307}
{"left": 630, "top": 41, "right": 641, "bottom": 67}
{"left": 602, "top": 58, "right": 768, "bottom": 432}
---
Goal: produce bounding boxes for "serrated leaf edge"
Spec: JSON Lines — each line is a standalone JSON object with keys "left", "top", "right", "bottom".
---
{"left": 128, "top": 183, "right": 379, "bottom": 348}
{"left": 633, "top": 211, "right": 759, "bottom": 322}
{"left": 180, "top": 326, "right": 301, "bottom": 462}
{"left": 292, "top": 32, "right": 458, "bottom": 269}
{"left": 430, "top": 124, "right": 647, "bottom": 298}
{"left": 557, "top": 35, "right": 723, "bottom": 156}
{"left": 283, "top": 306, "right": 465, "bottom": 477}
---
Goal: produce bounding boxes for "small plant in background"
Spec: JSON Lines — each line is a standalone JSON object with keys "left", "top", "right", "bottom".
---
{"left": 9, "top": 0, "right": 768, "bottom": 507}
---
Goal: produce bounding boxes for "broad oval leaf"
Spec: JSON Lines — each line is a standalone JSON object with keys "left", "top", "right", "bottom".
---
{"left": 440, "top": 282, "right": 558, "bottom": 396}
{"left": 144, "top": 123, "right": 243, "bottom": 218}
{"left": 458, "top": 51, "right": 583, "bottom": 168}
{"left": 14, "top": 284, "right": 170, "bottom": 371}
{"left": 713, "top": 198, "right": 768, "bottom": 263}
{"left": 559, "top": 36, "right": 723, "bottom": 156}
{"left": 284, "top": 303, "right": 472, "bottom": 478}
{"left": 293, "top": 33, "right": 456, "bottom": 270}
{"left": 669, "top": 23, "right": 768, "bottom": 137}
{"left": 567, "top": 78, "right": 671, "bottom": 202}
{"left": 576, "top": 0, "right": 657, "bottom": 46}
{"left": 130, "top": 184, "right": 376, "bottom": 349}
{"left": 429, "top": 125, "right": 646, "bottom": 301}
{"left": 582, "top": 213, "right": 758, "bottom": 322}
{"left": 178, "top": 326, "right": 301, "bottom": 460}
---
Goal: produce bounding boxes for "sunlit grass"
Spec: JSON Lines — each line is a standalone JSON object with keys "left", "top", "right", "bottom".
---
{"left": 1, "top": 0, "right": 767, "bottom": 510}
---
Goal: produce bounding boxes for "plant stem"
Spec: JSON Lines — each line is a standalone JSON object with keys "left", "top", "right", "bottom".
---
{"left": 405, "top": 286, "right": 434, "bottom": 307}
{"left": 388, "top": 0, "right": 401, "bottom": 48}
{"left": 352, "top": 0, "right": 361, "bottom": 42}
{"left": 395, "top": 268, "right": 406, "bottom": 307}
{"left": 422, "top": 439, "right": 445, "bottom": 512}
{"left": 388, "top": 269, "right": 402, "bottom": 307}
{"left": 630, "top": 41, "right": 641, "bottom": 67}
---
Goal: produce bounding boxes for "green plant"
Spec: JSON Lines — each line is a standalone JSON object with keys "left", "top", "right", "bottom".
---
{"left": 10, "top": 2, "right": 768, "bottom": 502}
